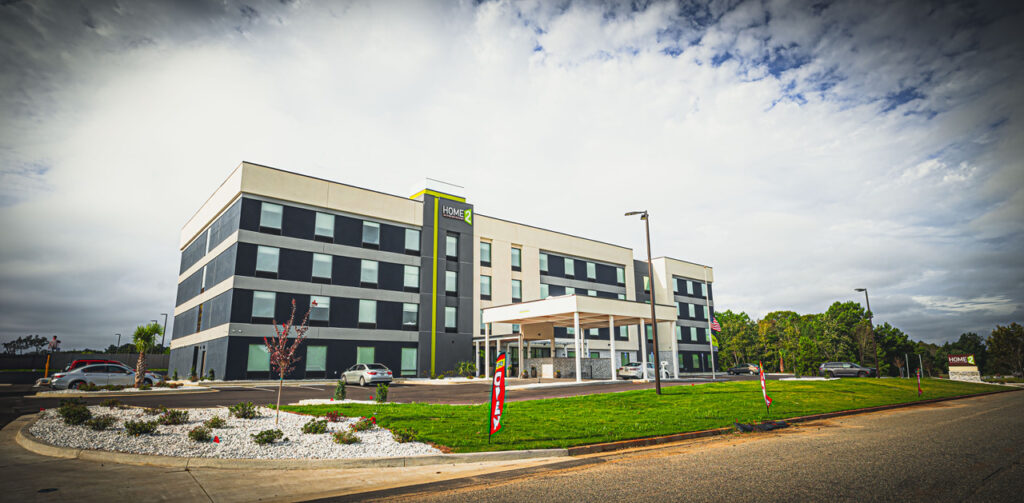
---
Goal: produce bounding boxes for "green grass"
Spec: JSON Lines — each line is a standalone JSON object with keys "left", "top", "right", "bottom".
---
{"left": 984, "top": 376, "right": 1024, "bottom": 383}
{"left": 281, "top": 379, "right": 1004, "bottom": 453}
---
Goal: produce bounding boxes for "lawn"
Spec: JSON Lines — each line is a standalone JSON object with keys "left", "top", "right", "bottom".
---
{"left": 280, "top": 379, "right": 1004, "bottom": 453}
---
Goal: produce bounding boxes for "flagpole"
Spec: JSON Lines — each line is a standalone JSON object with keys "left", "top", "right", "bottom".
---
{"left": 704, "top": 266, "right": 716, "bottom": 380}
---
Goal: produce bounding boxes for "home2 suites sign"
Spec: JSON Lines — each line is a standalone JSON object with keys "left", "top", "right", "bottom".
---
{"left": 441, "top": 203, "right": 473, "bottom": 226}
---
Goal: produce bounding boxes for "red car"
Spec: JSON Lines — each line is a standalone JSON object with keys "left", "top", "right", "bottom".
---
{"left": 64, "top": 359, "right": 130, "bottom": 372}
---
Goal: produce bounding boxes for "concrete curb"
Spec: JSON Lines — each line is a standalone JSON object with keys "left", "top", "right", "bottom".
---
{"left": 29, "top": 388, "right": 217, "bottom": 399}
{"left": 13, "top": 413, "right": 567, "bottom": 469}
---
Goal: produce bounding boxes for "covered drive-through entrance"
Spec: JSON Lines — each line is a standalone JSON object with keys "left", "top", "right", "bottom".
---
{"left": 479, "top": 295, "right": 678, "bottom": 382}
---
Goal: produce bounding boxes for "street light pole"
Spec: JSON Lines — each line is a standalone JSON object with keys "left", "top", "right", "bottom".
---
{"left": 160, "top": 313, "right": 168, "bottom": 348}
{"left": 115, "top": 333, "right": 122, "bottom": 353}
{"left": 855, "top": 288, "right": 880, "bottom": 378}
{"left": 626, "top": 210, "right": 662, "bottom": 395}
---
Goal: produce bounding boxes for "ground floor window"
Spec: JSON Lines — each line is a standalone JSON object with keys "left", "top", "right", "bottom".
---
{"left": 566, "top": 349, "right": 576, "bottom": 358}
{"left": 247, "top": 344, "right": 269, "bottom": 372}
{"left": 356, "top": 346, "right": 375, "bottom": 364}
{"left": 306, "top": 345, "right": 326, "bottom": 372}
{"left": 590, "top": 351, "right": 600, "bottom": 359}
{"left": 621, "top": 351, "right": 631, "bottom": 366}
{"left": 530, "top": 347, "right": 550, "bottom": 358}
{"left": 692, "top": 353, "right": 701, "bottom": 371}
{"left": 400, "top": 347, "right": 417, "bottom": 377}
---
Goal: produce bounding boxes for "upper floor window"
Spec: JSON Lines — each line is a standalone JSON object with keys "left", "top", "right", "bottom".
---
{"left": 480, "top": 275, "right": 491, "bottom": 299}
{"left": 312, "top": 253, "right": 332, "bottom": 282}
{"left": 404, "top": 265, "right": 419, "bottom": 291}
{"left": 480, "top": 242, "right": 491, "bottom": 266}
{"left": 259, "top": 202, "right": 282, "bottom": 231}
{"left": 675, "top": 325, "right": 683, "bottom": 341}
{"left": 617, "top": 293, "right": 626, "bottom": 300}
{"left": 445, "top": 270, "right": 458, "bottom": 295}
{"left": 446, "top": 234, "right": 458, "bottom": 260}
{"left": 586, "top": 262, "right": 596, "bottom": 280}
{"left": 358, "top": 299, "right": 376, "bottom": 327}
{"left": 539, "top": 253, "right": 548, "bottom": 273}
{"left": 314, "top": 212, "right": 334, "bottom": 242}
{"left": 511, "top": 247, "right": 522, "bottom": 271}
{"left": 540, "top": 283, "right": 549, "bottom": 299}
{"left": 360, "top": 260, "right": 378, "bottom": 286}
{"left": 362, "top": 222, "right": 380, "bottom": 247}
{"left": 405, "top": 229, "right": 420, "bottom": 253}
{"left": 686, "top": 280, "right": 694, "bottom": 295}
{"left": 511, "top": 279, "right": 522, "bottom": 302}
{"left": 564, "top": 258, "right": 575, "bottom": 277}
{"left": 444, "top": 306, "right": 457, "bottom": 332}
{"left": 565, "top": 286, "right": 575, "bottom": 295}
{"left": 255, "top": 246, "right": 279, "bottom": 277}
{"left": 687, "top": 303, "right": 696, "bottom": 319}
{"left": 402, "top": 303, "right": 418, "bottom": 329}
{"left": 252, "top": 291, "right": 275, "bottom": 319}
{"left": 690, "top": 326, "right": 699, "bottom": 342}
{"left": 310, "top": 296, "right": 330, "bottom": 322}
{"left": 616, "top": 267, "right": 625, "bottom": 285}
{"left": 587, "top": 290, "right": 596, "bottom": 297}
{"left": 643, "top": 275, "right": 650, "bottom": 293}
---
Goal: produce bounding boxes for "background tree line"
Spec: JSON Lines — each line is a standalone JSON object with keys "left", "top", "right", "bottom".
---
{"left": 715, "top": 302, "right": 1023, "bottom": 377}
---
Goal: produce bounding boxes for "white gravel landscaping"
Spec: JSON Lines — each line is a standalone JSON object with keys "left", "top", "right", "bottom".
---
{"left": 30, "top": 405, "right": 441, "bottom": 459}
{"left": 36, "top": 387, "right": 199, "bottom": 396}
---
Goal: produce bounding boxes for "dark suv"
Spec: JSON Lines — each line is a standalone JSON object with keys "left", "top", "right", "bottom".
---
{"left": 818, "top": 362, "right": 876, "bottom": 377}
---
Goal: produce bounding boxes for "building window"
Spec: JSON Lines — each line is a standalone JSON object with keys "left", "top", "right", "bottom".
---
{"left": 480, "top": 242, "right": 491, "bottom": 266}
{"left": 565, "top": 286, "right": 575, "bottom": 295}
{"left": 446, "top": 234, "right": 458, "bottom": 260}
{"left": 588, "top": 328, "right": 599, "bottom": 336}
{"left": 618, "top": 326, "right": 629, "bottom": 338}
{"left": 590, "top": 351, "right": 600, "bottom": 359}
{"left": 616, "top": 267, "right": 625, "bottom": 285}
{"left": 511, "top": 247, "right": 522, "bottom": 271}
{"left": 540, "top": 284, "right": 549, "bottom": 299}
{"left": 405, "top": 228, "right": 420, "bottom": 253}
{"left": 677, "top": 302, "right": 684, "bottom": 318}
{"left": 690, "top": 326, "right": 698, "bottom": 342}
{"left": 512, "top": 323, "right": 520, "bottom": 333}
{"left": 314, "top": 212, "right": 334, "bottom": 242}
{"left": 402, "top": 303, "right": 418, "bottom": 329}
{"left": 358, "top": 299, "right": 376, "bottom": 328}
{"left": 566, "top": 349, "right": 575, "bottom": 358}
{"left": 404, "top": 265, "right": 419, "bottom": 291}
{"left": 360, "top": 260, "right": 378, "bottom": 286}
{"left": 698, "top": 305, "right": 707, "bottom": 320}
{"left": 617, "top": 293, "right": 625, "bottom": 300}
{"left": 356, "top": 346, "right": 375, "bottom": 364}
{"left": 445, "top": 270, "right": 458, "bottom": 295}
{"left": 445, "top": 306, "right": 457, "bottom": 332}
{"left": 643, "top": 276, "right": 650, "bottom": 293}
{"left": 621, "top": 351, "right": 630, "bottom": 366}
{"left": 692, "top": 354, "right": 701, "bottom": 370}
{"left": 310, "top": 296, "right": 330, "bottom": 322}
{"left": 688, "top": 303, "right": 696, "bottom": 319}
{"left": 564, "top": 258, "right": 575, "bottom": 278}
{"left": 255, "top": 246, "right": 279, "bottom": 277}
{"left": 247, "top": 344, "right": 270, "bottom": 372}
{"left": 686, "top": 280, "right": 694, "bottom": 295}
{"left": 511, "top": 279, "right": 522, "bottom": 302}
{"left": 480, "top": 275, "right": 491, "bottom": 299}
{"left": 479, "top": 308, "right": 485, "bottom": 334}
{"left": 539, "top": 253, "right": 548, "bottom": 273}
{"left": 586, "top": 262, "right": 596, "bottom": 280}
{"left": 362, "top": 221, "right": 380, "bottom": 247}
{"left": 675, "top": 325, "right": 683, "bottom": 341}
{"left": 567, "top": 326, "right": 575, "bottom": 336}
{"left": 400, "top": 347, "right": 417, "bottom": 376}
{"left": 312, "top": 253, "right": 332, "bottom": 282}
{"left": 306, "top": 346, "right": 326, "bottom": 372}
{"left": 259, "top": 202, "right": 282, "bottom": 232}
{"left": 587, "top": 290, "right": 596, "bottom": 297}
{"left": 252, "top": 291, "right": 275, "bottom": 319}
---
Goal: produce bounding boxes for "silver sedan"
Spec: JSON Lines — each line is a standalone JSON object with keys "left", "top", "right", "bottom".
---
{"left": 50, "top": 364, "right": 163, "bottom": 389}
{"left": 341, "top": 363, "right": 393, "bottom": 386}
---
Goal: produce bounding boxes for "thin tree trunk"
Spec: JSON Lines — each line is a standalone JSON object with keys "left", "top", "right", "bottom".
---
{"left": 136, "top": 352, "right": 147, "bottom": 387}
{"left": 275, "top": 372, "right": 283, "bottom": 426}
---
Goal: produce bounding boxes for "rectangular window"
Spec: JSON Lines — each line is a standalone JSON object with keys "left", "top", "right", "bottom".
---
{"left": 259, "top": 202, "right": 282, "bottom": 230}
{"left": 356, "top": 346, "right": 375, "bottom": 364}
{"left": 643, "top": 276, "right": 650, "bottom": 292}
{"left": 588, "top": 328, "right": 599, "bottom": 336}
{"left": 310, "top": 296, "right": 330, "bottom": 321}
{"left": 312, "top": 253, "right": 332, "bottom": 281}
{"left": 402, "top": 303, "right": 418, "bottom": 328}
{"left": 480, "top": 275, "right": 491, "bottom": 298}
{"left": 400, "top": 347, "right": 417, "bottom": 376}
{"left": 590, "top": 351, "right": 600, "bottom": 359}
{"left": 567, "top": 349, "right": 575, "bottom": 358}
{"left": 539, "top": 253, "right": 548, "bottom": 273}
{"left": 688, "top": 303, "right": 696, "bottom": 319}
{"left": 564, "top": 258, "right": 575, "bottom": 277}
{"left": 616, "top": 267, "right": 625, "bottom": 284}
{"left": 404, "top": 265, "right": 419, "bottom": 290}
{"left": 362, "top": 221, "right": 380, "bottom": 246}
{"left": 405, "top": 228, "right": 420, "bottom": 252}
{"left": 586, "top": 262, "right": 596, "bottom": 280}
{"left": 480, "top": 242, "right": 491, "bottom": 266}
{"left": 621, "top": 351, "right": 630, "bottom": 366}
{"left": 691, "top": 326, "right": 699, "bottom": 342}
{"left": 619, "top": 326, "right": 628, "bottom": 338}
{"left": 617, "top": 293, "right": 625, "bottom": 300}
{"left": 511, "top": 279, "right": 522, "bottom": 301}
{"left": 686, "top": 280, "right": 694, "bottom": 295}
{"left": 246, "top": 344, "right": 270, "bottom": 372}
{"left": 565, "top": 286, "right": 575, "bottom": 295}
{"left": 306, "top": 346, "right": 326, "bottom": 371}
{"left": 446, "top": 270, "right": 458, "bottom": 294}
{"left": 252, "top": 291, "right": 275, "bottom": 318}
{"left": 511, "top": 247, "right": 522, "bottom": 270}
{"left": 479, "top": 308, "right": 485, "bottom": 333}
{"left": 698, "top": 305, "right": 706, "bottom": 320}
{"left": 358, "top": 299, "right": 376, "bottom": 326}
{"left": 567, "top": 327, "right": 575, "bottom": 336}
{"left": 675, "top": 325, "right": 683, "bottom": 341}
{"left": 692, "top": 354, "right": 701, "bottom": 369}
{"left": 314, "top": 212, "right": 334, "bottom": 240}
{"left": 446, "top": 234, "right": 458, "bottom": 259}
{"left": 445, "top": 306, "right": 457, "bottom": 332}
{"left": 512, "top": 323, "right": 520, "bottom": 333}
{"left": 587, "top": 290, "right": 596, "bottom": 297}
{"left": 255, "top": 246, "right": 279, "bottom": 274}
{"left": 677, "top": 302, "right": 683, "bottom": 317}
{"left": 360, "top": 260, "right": 378, "bottom": 285}
{"left": 540, "top": 284, "right": 549, "bottom": 299}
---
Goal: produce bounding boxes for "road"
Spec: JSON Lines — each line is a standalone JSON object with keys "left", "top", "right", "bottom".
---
{"left": 327, "top": 390, "right": 1024, "bottom": 503}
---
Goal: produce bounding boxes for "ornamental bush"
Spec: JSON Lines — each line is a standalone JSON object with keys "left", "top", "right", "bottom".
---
{"left": 124, "top": 419, "right": 158, "bottom": 436}
{"left": 100, "top": 398, "right": 124, "bottom": 409}
{"left": 85, "top": 414, "right": 116, "bottom": 431}
{"left": 351, "top": 416, "right": 376, "bottom": 432}
{"left": 229, "top": 401, "right": 258, "bottom": 419}
{"left": 57, "top": 399, "right": 92, "bottom": 426}
{"left": 391, "top": 427, "right": 419, "bottom": 443}
{"left": 302, "top": 419, "right": 328, "bottom": 434}
{"left": 188, "top": 426, "right": 212, "bottom": 442}
{"left": 203, "top": 415, "right": 227, "bottom": 428}
{"left": 332, "top": 430, "right": 359, "bottom": 444}
{"left": 334, "top": 379, "right": 346, "bottom": 400}
{"left": 158, "top": 409, "right": 189, "bottom": 425}
{"left": 325, "top": 411, "right": 343, "bottom": 422}
{"left": 375, "top": 383, "right": 389, "bottom": 403}
{"left": 251, "top": 429, "right": 284, "bottom": 445}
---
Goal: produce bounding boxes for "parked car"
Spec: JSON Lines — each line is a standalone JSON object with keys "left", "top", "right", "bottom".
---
{"left": 727, "top": 363, "right": 761, "bottom": 375}
{"left": 818, "top": 362, "right": 876, "bottom": 378}
{"left": 618, "top": 362, "right": 656, "bottom": 379}
{"left": 50, "top": 364, "right": 164, "bottom": 390}
{"left": 341, "top": 363, "right": 393, "bottom": 386}
{"left": 63, "top": 359, "right": 128, "bottom": 372}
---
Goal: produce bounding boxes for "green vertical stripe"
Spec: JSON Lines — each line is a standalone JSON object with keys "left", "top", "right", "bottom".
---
{"left": 431, "top": 197, "right": 439, "bottom": 376}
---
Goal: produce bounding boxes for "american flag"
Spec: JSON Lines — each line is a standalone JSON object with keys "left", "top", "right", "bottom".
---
{"left": 710, "top": 317, "right": 721, "bottom": 332}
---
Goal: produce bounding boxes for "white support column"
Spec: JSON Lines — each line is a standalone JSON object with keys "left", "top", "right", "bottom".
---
{"left": 640, "top": 320, "right": 649, "bottom": 380}
{"left": 518, "top": 333, "right": 524, "bottom": 379}
{"left": 608, "top": 315, "right": 617, "bottom": 381}
{"left": 474, "top": 340, "right": 480, "bottom": 377}
{"left": 484, "top": 323, "right": 491, "bottom": 379}
{"left": 672, "top": 324, "right": 680, "bottom": 379}
{"left": 573, "top": 312, "right": 582, "bottom": 383}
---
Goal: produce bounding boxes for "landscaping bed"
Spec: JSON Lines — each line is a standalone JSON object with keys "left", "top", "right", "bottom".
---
{"left": 30, "top": 402, "right": 440, "bottom": 459}
{"left": 282, "top": 378, "right": 1005, "bottom": 453}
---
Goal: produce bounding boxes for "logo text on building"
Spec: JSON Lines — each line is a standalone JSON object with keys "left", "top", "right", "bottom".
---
{"left": 948, "top": 354, "right": 976, "bottom": 366}
{"left": 441, "top": 204, "right": 473, "bottom": 225}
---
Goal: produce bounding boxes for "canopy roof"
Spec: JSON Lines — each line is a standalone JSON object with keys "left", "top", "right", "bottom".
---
{"left": 482, "top": 295, "right": 677, "bottom": 332}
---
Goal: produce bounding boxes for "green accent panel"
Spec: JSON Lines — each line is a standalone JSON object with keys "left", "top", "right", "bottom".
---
{"left": 246, "top": 344, "right": 269, "bottom": 372}
{"left": 306, "top": 346, "right": 326, "bottom": 371}
{"left": 357, "top": 346, "right": 375, "bottom": 364}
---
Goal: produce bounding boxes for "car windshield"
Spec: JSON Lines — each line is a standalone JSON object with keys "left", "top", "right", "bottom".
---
{"left": 366, "top": 364, "right": 387, "bottom": 370}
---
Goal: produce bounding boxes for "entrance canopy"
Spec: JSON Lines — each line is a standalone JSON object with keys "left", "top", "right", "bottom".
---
{"left": 482, "top": 294, "right": 677, "bottom": 338}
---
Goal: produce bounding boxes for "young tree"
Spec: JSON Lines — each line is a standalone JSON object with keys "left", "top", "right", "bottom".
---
{"left": 987, "top": 323, "right": 1024, "bottom": 376}
{"left": 132, "top": 322, "right": 163, "bottom": 387}
{"left": 265, "top": 298, "right": 311, "bottom": 426}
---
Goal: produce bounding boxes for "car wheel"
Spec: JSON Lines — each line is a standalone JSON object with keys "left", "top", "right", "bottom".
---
{"left": 70, "top": 381, "right": 84, "bottom": 390}
{"left": 359, "top": 377, "right": 366, "bottom": 387}
{"left": 827, "top": 371, "right": 835, "bottom": 378}
{"left": 144, "top": 378, "right": 153, "bottom": 385}
{"left": 858, "top": 371, "right": 866, "bottom": 377}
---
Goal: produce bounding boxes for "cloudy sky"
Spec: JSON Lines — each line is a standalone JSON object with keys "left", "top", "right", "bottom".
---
{"left": 0, "top": 0, "right": 1021, "bottom": 350}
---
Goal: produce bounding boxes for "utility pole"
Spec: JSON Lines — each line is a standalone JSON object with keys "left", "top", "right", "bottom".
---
{"left": 626, "top": 210, "right": 663, "bottom": 395}
{"left": 855, "top": 288, "right": 879, "bottom": 378}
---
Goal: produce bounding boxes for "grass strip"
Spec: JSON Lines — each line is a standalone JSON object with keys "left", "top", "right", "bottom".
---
{"left": 281, "top": 379, "right": 1002, "bottom": 453}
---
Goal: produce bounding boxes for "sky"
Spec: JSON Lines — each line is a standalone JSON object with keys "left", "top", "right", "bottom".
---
{"left": 0, "top": 0, "right": 1021, "bottom": 350}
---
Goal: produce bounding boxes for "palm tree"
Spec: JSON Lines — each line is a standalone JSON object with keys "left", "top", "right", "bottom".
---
{"left": 132, "top": 322, "right": 163, "bottom": 387}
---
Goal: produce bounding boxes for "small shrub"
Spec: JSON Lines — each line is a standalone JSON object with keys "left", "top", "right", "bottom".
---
{"left": 189, "top": 367, "right": 198, "bottom": 382}
{"left": 188, "top": 426, "right": 212, "bottom": 442}
{"left": 77, "top": 382, "right": 100, "bottom": 392}
{"left": 456, "top": 361, "right": 476, "bottom": 377}
{"left": 391, "top": 427, "right": 419, "bottom": 443}
{"left": 334, "top": 379, "right": 346, "bottom": 400}
{"left": 172, "top": 369, "right": 179, "bottom": 380}
{"left": 204, "top": 415, "right": 227, "bottom": 429}
{"left": 101, "top": 384, "right": 126, "bottom": 391}
{"left": 86, "top": 415, "right": 117, "bottom": 431}
{"left": 57, "top": 400, "right": 92, "bottom": 426}
{"left": 207, "top": 369, "right": 215, "bottom": 380}
{"left": 138, "top": 384, "right": 152, "bottom": 391}
{"left": 351, "top": 416, "right": 376, "bottom": 432}
{"left": 158, "top": 409, "right": 189, "bottom": 425}
{"left": 153, "top": 381, "right": 168, "bottom": 388}
{"left": 251, "top": 429, "right": 284, "bottom": 445}
{"left": 332, "top": 430, "right": 360, "bottom": 444}
{"left": 124, "top": 419, "right": 158, "bottom": 436}
{"left": 143, "top": 406, "right": 167, "bottom": 416}
{"left": 100, "top": 398, "right": 124, "bottom": 409}
{"left": 229, "top": 402, "right": 258, "bottom": 419}
{"left": 375, "top": 383, "right": 389, "bottom": 403}
{"left": 302, "top": 419, "right": 328, "bottom": 434}
{"left": 325, "top": 411, "right": 342, "bottom": 422}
